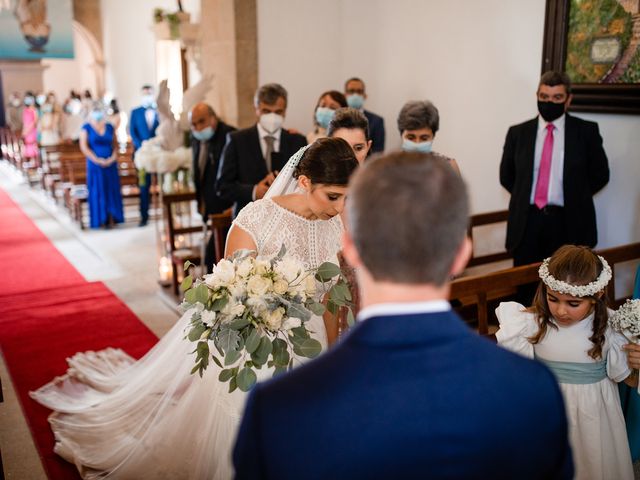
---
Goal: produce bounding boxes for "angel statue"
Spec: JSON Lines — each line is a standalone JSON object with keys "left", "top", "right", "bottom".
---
{"left": 134, "top": 75, "right": 213, "bottom": 176}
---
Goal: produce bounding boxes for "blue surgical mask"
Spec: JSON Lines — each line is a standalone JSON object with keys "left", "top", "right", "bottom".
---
{"left": 42, "top": 104, "right": 53, "bottom": 113}
{"left": 315, "top": 107, "right": 335, "bottom": 129}
{"left": 346, "top": 94, "right": 365, "bottom": 110}
{"left": 402, "top": 139, "right": 433, "bottom": 153}
{"left": 192, "top": 126, "right": 215, "bottom": 142}
{"left": 24, "top": 97, "right": 34, "bottom": 106}
{"left": 90, "top": 110, "right": 105, "bottom": 122}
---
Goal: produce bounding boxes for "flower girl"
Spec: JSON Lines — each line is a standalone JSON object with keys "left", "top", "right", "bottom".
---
{"left": 495, "top": 245, "right": 635, "bottom": 480}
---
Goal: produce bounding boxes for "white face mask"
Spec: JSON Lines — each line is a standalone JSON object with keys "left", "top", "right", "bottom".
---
{"left": 259, "top": 113, "right": 284, "bottom": 134}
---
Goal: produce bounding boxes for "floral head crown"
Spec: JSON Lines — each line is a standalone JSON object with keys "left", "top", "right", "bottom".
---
{"left": 538, "top": 255, "right": 612, "bottom": 297}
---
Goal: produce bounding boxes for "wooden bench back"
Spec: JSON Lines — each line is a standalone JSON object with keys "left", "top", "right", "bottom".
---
{"left": 467, "top": 210, "right": 510, "bottom": 267}
{"left": 450, "top": 242, "right": 640, "bottom": 335}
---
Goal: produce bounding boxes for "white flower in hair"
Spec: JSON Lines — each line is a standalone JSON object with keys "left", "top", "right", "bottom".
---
{"left": 538, "top": 255, "right": 612, "bottom": 297}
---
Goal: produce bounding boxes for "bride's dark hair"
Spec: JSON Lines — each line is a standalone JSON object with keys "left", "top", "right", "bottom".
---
{"left": 294, "top": 137, "right": 358, "bottom": 186}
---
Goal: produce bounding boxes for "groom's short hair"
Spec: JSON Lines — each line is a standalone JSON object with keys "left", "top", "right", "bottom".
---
{"left": 347, "top": 152, "right": 469, "bottom": 285}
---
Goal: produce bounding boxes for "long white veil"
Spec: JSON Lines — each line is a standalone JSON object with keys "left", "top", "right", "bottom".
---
{"left": 264, "top": 144, "right": 311, "bottom": 199}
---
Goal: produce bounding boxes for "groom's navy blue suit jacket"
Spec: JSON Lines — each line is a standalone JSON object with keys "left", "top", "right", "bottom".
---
{"left": 233, "top": 309, "right": 573, "bottom": 480}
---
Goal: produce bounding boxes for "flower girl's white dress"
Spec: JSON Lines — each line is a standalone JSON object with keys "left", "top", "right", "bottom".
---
{"left": 31, "top": 198, "right": 343, "bottom": 479}
{"left": 495, "top": 302, "right": 633, "bottom": 480}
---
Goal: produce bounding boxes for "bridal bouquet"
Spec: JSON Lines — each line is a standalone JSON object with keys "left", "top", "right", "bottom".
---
{"left": 181, "top": 247, "right": 352, "bottom": 392}
{"left": 610, "top": 299, "right": 640, "bottom": 343}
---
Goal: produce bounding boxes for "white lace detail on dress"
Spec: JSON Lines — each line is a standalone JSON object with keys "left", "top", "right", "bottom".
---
{"left": 233, "top": 198, "right": 343, "bottom": 270}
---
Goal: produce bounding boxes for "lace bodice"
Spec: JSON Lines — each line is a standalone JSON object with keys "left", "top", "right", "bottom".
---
{"left": 233, "top": 198, "right": 343, "bottom": 270}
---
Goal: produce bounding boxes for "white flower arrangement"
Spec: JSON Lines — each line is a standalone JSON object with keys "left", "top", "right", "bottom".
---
{"left": 609, "top": 299, "right": 640, "bottom": 344}
{"left": 539, "top": 255, "right": 612, "bottom": 297}
{"left": 134, "top": 137, "right": 192, "bottom": 173}
{"left": 181, "top": 246, "right": 352, "bottom": 392}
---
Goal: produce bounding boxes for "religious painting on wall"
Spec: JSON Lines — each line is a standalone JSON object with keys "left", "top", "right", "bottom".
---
{"left": 0, "top": 0, "right": 74, "bottom": 60}
{"left": 566, "top": 0, "right": 640, "bottom": 83}
{"left": 542, "top": 0, "right": 640, "bottom": 114}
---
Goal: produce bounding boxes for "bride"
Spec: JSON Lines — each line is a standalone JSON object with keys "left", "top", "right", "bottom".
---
{"left": 30, "top": 137, "right": 359, "bottom": 479}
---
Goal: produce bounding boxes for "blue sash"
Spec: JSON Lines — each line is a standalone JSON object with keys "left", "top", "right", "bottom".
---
{"left": 535, "top": 355, "right": 607, "bottom": 385}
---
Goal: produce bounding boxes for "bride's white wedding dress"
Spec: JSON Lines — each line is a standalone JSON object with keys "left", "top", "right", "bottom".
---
{"left": 31, "top": 197, "right": 343, "bottom": 479}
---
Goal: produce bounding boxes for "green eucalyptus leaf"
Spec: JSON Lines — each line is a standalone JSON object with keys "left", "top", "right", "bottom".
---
{"left": 181, "top": 275, "right": 193, "bottom": 292}
{"left": 195, "top": 283, "right": 210, "bottom": 305}
{"left": 183, "top": 260, "right": 194, "bottom": 271}
{"left": 307, "top": 301, "right": 326, "bottom": 316}
{"left": 286, "top": 301, "right": 312, "bottom": 322}
{"left": 245, "top": 329, "right": 261, "bottom": 354}
{"left": 290, "top": 326, "right": 310, "bottom": 340}
{"left": 228, "top": 376, "right": 238, "bottom": 393}
{"left": 326, "top": 300, "right": 339, "bottom": 316}
{"left": 347, "top": 308, "right": 355, "bottom": 326}
{"left": 273, "top": 365, "right": 287, "bottom": 377}
{"left": 315, "top": 262, "right": 342, "bottom": 282}
{"left": 190, "top": 362, "right": 202, "bottom": 376}
{"left": 228, "top": 316, "right": 250, "bottom": 330}
{"left": 237, "top": 367, "right": 257, "bottom": 392}
{"left": 218, "top": 368, "right": 235, "bottom": 382}
{"left": 294, "top": 338, "right": 322, "bottom": 358}
{"left": 273, "top": 344, "right": 290, "bottom": 366}
{"left": 184, "top": 288, "right": 197, "bottom": 304}
{"left": 224, "top": 349, "right": 242, "bottom": 366}
{"left": 188, "top": 324, "right": 207, "bottom": 342}
{"left": 211, "top": 295, "right": 229, "bottom": 311}
{"left": 211, "top": 354, "right": 223, "bottom": 368}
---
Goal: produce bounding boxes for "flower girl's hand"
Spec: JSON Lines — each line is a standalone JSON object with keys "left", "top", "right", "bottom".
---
{"left": 623, "top": 343, "right": 640, "bottom": 370}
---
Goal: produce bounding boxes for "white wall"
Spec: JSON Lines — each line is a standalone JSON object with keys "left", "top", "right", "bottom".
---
{"left": 42, "top": 24, "right": 98, "bottom": 101}
{"left": 257, "top": 0, "right": 640, "bottom": 248}
{"left": 100, "top": 0, "right": 200, "bottom": 115}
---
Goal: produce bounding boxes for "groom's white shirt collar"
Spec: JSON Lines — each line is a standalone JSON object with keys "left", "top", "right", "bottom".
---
{"left": 358, "top": 300, "right": 451, "bottom": 322}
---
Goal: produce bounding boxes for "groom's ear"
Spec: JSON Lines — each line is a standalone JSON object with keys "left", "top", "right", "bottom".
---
{"left": 449, "top": 236, "right": 472, "bottom": 279}
{"left": 341, "top": 230, "right": 362, "bottom": 269}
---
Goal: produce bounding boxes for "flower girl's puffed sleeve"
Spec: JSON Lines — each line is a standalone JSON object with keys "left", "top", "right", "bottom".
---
{"left": 606, "top": 328, "right": 632, "bottom": 383}
{"left": 495, "top": 302, "right": 537, "bottom": 359}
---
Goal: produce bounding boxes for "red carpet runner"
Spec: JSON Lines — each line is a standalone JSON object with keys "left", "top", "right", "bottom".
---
{"left": 0, "top": 187, "right": 159, "bottom": 479}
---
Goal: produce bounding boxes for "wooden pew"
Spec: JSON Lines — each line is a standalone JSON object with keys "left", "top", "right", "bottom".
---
{"left": 162, "top": 192, "right": 203, "bottom": 295}
{"left": 450, "top": 242, "right": 640, "bottom": 336}
{"left": 467, "top": 210, "right": 511, "bottom": 267}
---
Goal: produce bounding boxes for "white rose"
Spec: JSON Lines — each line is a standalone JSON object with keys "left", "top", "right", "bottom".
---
{"left": 235, "top": 258, "right": 254, "bottom": 278}
{"left": 222, "top": 300, "right": 246, "bottom": 318}
{"left": 304, "top": 275, "right": 317, "bottom": 297}
{"left": 254, "top": 259, "right": 271, "bottom": 275}
{"left": 264, "top": 307, "right": 285, "bottom": 331}
{"left": 282, "top": 317, "right": 301, "bottom": 330}
{"left": 273, "top": 278, "right": 288, "bottom": 295}
{"left": 247, "top": 275, "right": 273, "bottom": 297}
{"left": 201, "top": 309, "right": 216, "bottom": 324}
{"left": 206, "top": 259, "right": 235, "bottom": 288}
{"left": 275, "top": 257, "right": 303, "bottom": 283}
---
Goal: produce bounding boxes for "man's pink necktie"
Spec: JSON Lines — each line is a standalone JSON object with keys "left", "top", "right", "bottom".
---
{"left": 534, "top": 123, "right": 555, "bottom": 209}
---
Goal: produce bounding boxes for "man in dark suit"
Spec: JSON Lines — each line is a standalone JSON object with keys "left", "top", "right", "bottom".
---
{"left": 129, "top": 84, "right": 159, "bottom": 226}
{"left": 344, "top": 77, "right": 385, "bottom": 153}
{"left": 500, "top": 71, "right": 609, "bottom": 267}
{"left": 189, "top": 102, "right": 235, "bottom": 272}
{"left": 216, "top": 83, "right": 307, "bottom": 217}
{"left": 233, "top": 152, "right": 573, "bottom": 480}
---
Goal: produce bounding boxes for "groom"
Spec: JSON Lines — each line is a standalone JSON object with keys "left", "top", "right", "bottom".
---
{"left": 233, "top": 152, "right": 573, "bottom": 479}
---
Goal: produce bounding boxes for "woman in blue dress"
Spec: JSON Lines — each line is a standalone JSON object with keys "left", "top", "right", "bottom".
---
{"left": 79, "top": 106, "right": 124, "bottom": 228}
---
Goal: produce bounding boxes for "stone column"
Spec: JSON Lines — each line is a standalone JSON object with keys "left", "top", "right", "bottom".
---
{"left": 199, "top": 0, "right": 258, "bottom": 128}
